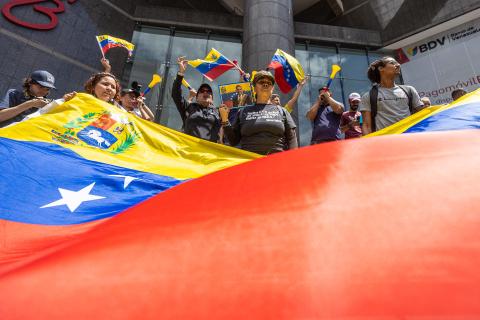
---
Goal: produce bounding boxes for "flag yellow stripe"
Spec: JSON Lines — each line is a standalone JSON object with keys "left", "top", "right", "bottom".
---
{"left": 0, "top": 93, "right": 259, "bottom": 180}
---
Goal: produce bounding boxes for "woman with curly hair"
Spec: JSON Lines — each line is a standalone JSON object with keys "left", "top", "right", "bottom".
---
{"left": 63, "top": 72, "right": 121, "bottom": 108}
{"left": 360, "top": 56, "right": 424, "bottom": 134}
{"left": 82, "top": 72, "right": 120, "bottom": 103}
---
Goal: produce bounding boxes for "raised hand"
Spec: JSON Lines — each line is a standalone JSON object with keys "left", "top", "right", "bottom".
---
{"left": 177, "top": 56, "right": 188, "bottom": 74}
{"left": 218, "top": 104, "right": 230, "bottom": 122}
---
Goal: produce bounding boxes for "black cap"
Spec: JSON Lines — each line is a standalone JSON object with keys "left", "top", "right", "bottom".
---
{"left": 121, "top": 81, "right": 142, "bottom": 97}
{"left": 197, "top": 83, "right": 213, "bottom": 96}
{"left": 31, "top": 70, "right": 56, "bottom": 89}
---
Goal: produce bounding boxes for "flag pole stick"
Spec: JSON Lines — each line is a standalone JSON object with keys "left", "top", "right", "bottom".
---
{"left": 96, "top": 37, "right": 106, "bottom": 59}
{"left": 213, "top": 48, "right": 246, "bottom": 78}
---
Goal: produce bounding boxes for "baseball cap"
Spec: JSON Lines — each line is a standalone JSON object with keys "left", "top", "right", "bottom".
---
{"left": 197, "top": 83, "right": 213, "bottom": 96}
{"left": 30, "top": 70, "right": 56, "bottom": 89}
{"left": 122, "top": 81, "right": 142, "bottom": 97}
{"left": 252, "top": 70, "right": 275, "bottom": 86}
{"left": 348, "top": 92, "right": 361, "bottom": 102}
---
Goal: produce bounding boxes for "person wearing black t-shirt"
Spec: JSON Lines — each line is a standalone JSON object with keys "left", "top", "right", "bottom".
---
{"left": 172, "top": 56, "right": 221, "bottom": 143}
{"left": 220, "top": 70, "right": 298, "bottom": 155}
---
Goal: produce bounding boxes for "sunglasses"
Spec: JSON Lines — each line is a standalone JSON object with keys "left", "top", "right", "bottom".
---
{"left": 257, "top": 80, "right": 273, "bottom": 86}
{"left": 198, "top": 89, "right": 212, "bottom": 94}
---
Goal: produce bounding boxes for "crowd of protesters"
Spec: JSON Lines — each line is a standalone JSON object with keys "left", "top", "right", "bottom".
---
{"left": 0, "top": 54, "right": 470, "bottom": 155}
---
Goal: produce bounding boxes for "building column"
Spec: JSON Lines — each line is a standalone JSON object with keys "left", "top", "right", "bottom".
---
{"left": 242, "top": 0, "right": 295, "bottom": 72}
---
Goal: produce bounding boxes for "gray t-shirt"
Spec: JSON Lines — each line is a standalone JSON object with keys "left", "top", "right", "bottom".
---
{"left": 359, "top": 85, "right": 423, "bottom": 131}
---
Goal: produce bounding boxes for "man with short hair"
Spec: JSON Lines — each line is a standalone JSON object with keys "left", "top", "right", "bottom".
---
{"left": 340, "top": 92, "right": 362, "bottom": 139}
{"left": 306, "top": 87, "right": 344, "bottom": 144}
{"left": 0, "top": 70, "right": 56, "bottom": 127}
{"left": 172, "top": 56, "right": 221, "bottom": 142}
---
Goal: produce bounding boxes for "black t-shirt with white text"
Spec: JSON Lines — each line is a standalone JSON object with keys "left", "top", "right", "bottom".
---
{"left": 226, "top": 104, "right": 296, "bottom": 155}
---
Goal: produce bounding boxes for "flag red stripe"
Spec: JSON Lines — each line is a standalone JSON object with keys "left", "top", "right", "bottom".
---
{"left": 269, "top": 61, "right": 293, "bottom": 93}
{"left": 1, "top": 130, "right": 480, "bottom": 319}
{"left": 0, "top": 219, "right": 105, "bottom": 276}
{"left": 102, "top": 43, "right": 124, "bottom": 55}
{"left": 204, "top": 64, "right": 235, "bottom": 81}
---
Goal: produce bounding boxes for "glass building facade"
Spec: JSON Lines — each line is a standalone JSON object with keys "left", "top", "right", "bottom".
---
{"left": 125, "top": 25, "right": 388, "bottom": 146}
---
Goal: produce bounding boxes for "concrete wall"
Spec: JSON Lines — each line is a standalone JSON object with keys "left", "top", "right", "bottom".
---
{"left": 0, "top": 0, "right": 135, "bottom": 99}
{"left": 295, "top": 22, "right": 381, "bottom": 47}
{"left": 134, "top": 5, "right": 242, "bottom": 32}
{"left": 243, "top": 0, "right": 295, "bottom": 71}
{"left": 323, "top": 0, "right": 480, "bottom": 44}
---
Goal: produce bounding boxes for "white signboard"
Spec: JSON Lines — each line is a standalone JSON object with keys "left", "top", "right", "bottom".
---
{"left": 397, "top": 18, "right": 480, "bottom": 105}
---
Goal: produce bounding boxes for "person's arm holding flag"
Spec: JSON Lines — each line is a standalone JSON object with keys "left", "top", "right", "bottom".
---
{"left": 172, "top": 56, "right": 189, "bottom": 124}
{"left": 137, "top": 97, "right": 154, "bottom": 121}
{"left": 187, "top": 88, "right": 197, "bottom": 103}
{"left": 101, "top": 58, "right": 111, "bottom": 73}
{"left": 284, "top": 76, "right": 309, "bottom": 113}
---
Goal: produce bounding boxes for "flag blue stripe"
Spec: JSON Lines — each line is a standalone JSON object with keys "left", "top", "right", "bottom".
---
{"left": 0, "top": 138, "right": 182, "bottom": 226}
{"left": 404, "top": 102, "right": 480, "bottom": 133}
{"left": 194, "top": 55, "right": 231, "bottom": 75}
{"left": 100, "top": 39, "right": 113, "bottom": 47}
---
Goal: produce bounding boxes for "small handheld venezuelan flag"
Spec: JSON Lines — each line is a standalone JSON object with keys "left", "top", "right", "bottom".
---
{"left": 268, "top": 49, "right": 305, "bottom": 94}
{"left": 96, "top": 35, "right": 135, "bottom": 58}
{"left": 188, "top": 48, "right": 236, "bottom": 81}
{"left": 142, "top": 74, "right": 162, "bottom": 96}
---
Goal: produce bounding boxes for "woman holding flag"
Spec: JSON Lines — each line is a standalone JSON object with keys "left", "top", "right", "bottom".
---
{"left": 172, "top": 56, "right": 222, "bottom": 143}
{"left": 64, "top": 72, "right": 120, "bottom": 105}
{"left": 220, "top": 70, "right": 298, "bottom": 155}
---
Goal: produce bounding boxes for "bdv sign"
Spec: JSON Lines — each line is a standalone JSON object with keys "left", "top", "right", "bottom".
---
{"left": 1, "top": 0, "right": 78, "bottom": 31}
{"left": 408, "top": 36, "right": 447, "bottom": 56}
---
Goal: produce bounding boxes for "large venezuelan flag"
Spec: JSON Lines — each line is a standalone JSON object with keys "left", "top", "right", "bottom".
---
{"left": 188, "top": 48, "right": 236, "bottom": 81}
{"left": 0, "top": 128, "right": 479, "bottom": 319}
{"left": 2, "top": 92, "right": 480, "bottom": 318}
{"left": 0, "top": 93, "right": 258, "bottom": 274}
{"left": 369, "top": 87, "right": 480, "bottom": 136}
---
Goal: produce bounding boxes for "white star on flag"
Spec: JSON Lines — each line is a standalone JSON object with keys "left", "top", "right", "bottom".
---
{"left": 41, "top": 183, "right": 105, "bottom": 213}
{"left": 109, "top": 175, "right": 138, "bottom": 189}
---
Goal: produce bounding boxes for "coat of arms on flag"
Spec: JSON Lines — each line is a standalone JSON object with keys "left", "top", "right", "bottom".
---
{"left": 51, "top": 110, "right": 140, "bottom": 154}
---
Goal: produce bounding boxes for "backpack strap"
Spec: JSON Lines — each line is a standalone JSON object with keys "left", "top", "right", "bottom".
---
{"left": 398, "top": 85, "right": 414, "bottom": 114}
{"left": 369, "top": 85, "right": 378, "bottom": 132}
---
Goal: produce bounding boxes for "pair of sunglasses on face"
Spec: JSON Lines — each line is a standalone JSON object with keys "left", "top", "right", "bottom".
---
{"left": 257, "top": 80, "right": 273, "bottom": 86}
{"left": 198, "top": 89, "right": 212, "bottom": 94}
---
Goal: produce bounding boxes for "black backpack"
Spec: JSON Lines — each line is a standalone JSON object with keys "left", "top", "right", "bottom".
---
{"left": 369, "top": 85, "right": 414, "bottom": 132}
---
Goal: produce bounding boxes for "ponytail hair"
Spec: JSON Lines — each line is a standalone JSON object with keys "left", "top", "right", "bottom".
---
{"left": 367, "top": 56, "right": 397, "bottom": 84}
